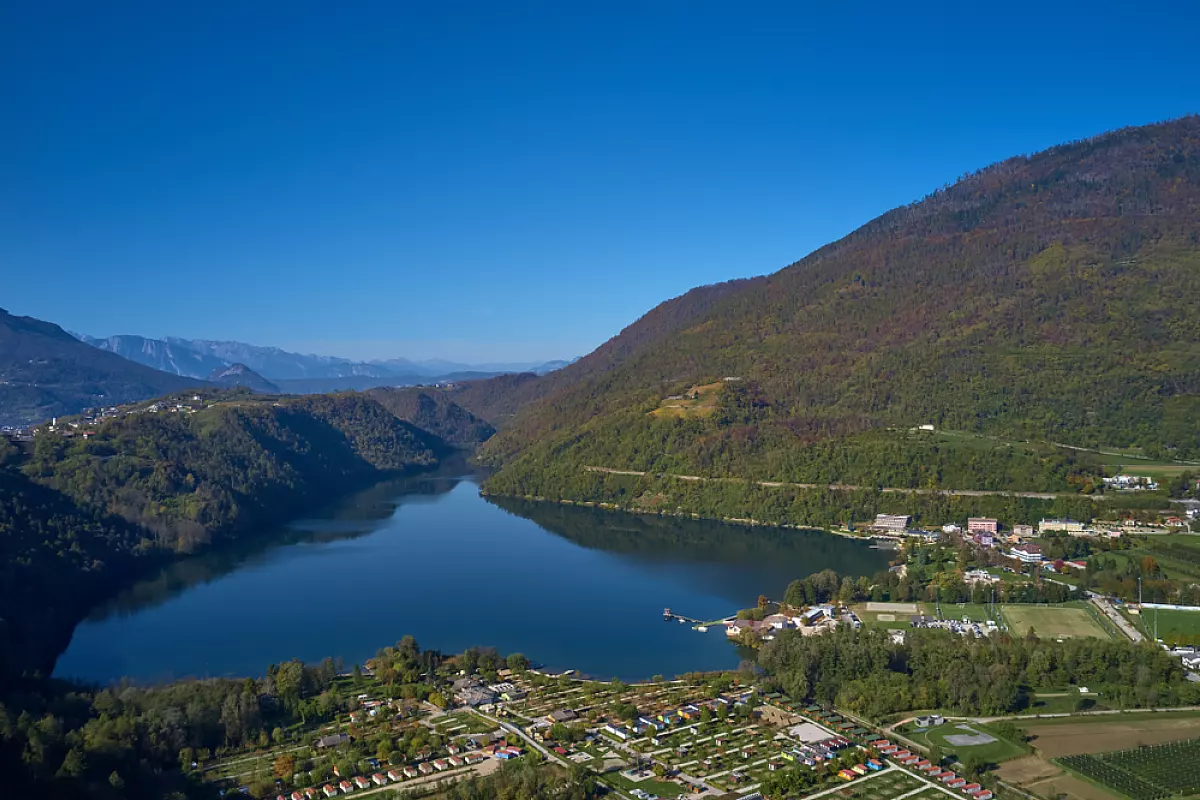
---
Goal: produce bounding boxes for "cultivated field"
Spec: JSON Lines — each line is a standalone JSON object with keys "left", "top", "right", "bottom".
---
{"left": 1020, "top": 713, "right": 1200, "bottom": 758}
{"left": 651, "top": 381, "right": 723, "bottom": 418}
{"left": 1000, "top": 604, "right": 1110, "bottom": 639}
{"left": 995, "top": 713, "right": 1200, "bottom": 800}
{"left": 998, "top": 756, "right": 1120, "bottom": 800}
{"left": 1059, "top": 738, "right": 1200, "bottom": 800}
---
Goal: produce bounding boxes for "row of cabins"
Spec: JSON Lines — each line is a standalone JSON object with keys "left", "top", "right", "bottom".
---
{"left": 286, "top": 750, "right": 496, "bottom": 798}
{"left": 871, "top": 739, "right": 993, "bottom": 800}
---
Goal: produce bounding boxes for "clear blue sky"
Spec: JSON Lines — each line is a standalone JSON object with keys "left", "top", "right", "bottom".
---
{"left": 2, "top": 2, "right": 1197, "bottom": 362}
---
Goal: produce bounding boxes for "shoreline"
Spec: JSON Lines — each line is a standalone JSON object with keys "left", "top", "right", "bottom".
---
{"left": 478, "top": 489, "right": 899, "bottom": 547}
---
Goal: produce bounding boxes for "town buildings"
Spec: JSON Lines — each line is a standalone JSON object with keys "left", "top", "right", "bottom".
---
{"left": 1010, "top": 543, "right": 1043, "bottom": 563}
{"left": 872, "top": 514, "right": 910, "bottom": 532}
{"left": 1039, "top": 518, "right": 1084, "bottom": 534}
{"left": 967, "top": 517, "right": 999, "bottom": 534}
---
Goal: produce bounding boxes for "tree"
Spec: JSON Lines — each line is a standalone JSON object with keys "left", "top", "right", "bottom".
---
{"left": 274, "top": 753, "right": 296, "bottom": 780}
{"left": 108, "top": 771, "right": 125, "bottom": 790}
{"left": 56, "top": 748, "right": 86, "bottom": 779}
{"left": 506, "top": 653, "right": 530, "bottom": 672}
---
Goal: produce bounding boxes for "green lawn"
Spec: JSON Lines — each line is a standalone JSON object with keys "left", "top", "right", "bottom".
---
{"left": 1129, "top": 607, "right": 1200, "bottom": 644}
{"left": 602, "top": 770, "right": 681, "bottom": 797}
{"left": 1000, "top": 603, "right": 1113, "bottom": 639}
{"left": 905, "top": 722, "right": 1029, "bottom": 765}
{"left": 850, "top": 603, "right": 928, "bottom": 629}
{"left": 942, "top": 602, "right": 1001, "bottom": 623}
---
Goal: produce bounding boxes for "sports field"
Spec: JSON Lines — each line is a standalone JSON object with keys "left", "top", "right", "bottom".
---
{"left": 850, "top": 602, "right": 926, "bottom": 629}
{"left": 906, "top": 722, "right": 1026, "bottom": 764}
{"left": 1001, "top": 604, "right": 1111, "bottom": 639}
{"left": 1134, "top": 607, "right": 1200, "bottom": 644}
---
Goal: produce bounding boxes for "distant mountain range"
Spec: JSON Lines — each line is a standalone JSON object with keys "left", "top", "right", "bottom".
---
{"left": 0, "top": 318, "right": 571, "bottom": 428}
{"left": 78, "top": 333, "right": 571, "bottom": 382}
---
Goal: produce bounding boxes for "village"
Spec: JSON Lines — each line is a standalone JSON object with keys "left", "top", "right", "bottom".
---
{"left": 206, "top": 662, "right": 1021, "bottom": 800}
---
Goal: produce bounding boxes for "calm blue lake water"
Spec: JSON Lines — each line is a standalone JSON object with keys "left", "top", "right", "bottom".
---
{"left": 55, "top": 464, "right": 889, "bottom": 683}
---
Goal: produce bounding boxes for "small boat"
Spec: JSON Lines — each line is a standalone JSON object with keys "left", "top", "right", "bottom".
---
{"left": 696, "top": 626, "right": 709, "bottom": 633}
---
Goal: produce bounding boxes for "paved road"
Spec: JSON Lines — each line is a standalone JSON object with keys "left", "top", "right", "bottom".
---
{"left": 584, "top": 466, "right": 1096, "bottom": 500}
{"left": 1091, "top": 595, "right": 1144, "bottom": 641}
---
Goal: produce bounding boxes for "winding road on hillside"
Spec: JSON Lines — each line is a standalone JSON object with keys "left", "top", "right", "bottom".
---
{"left": 584, "top": 467, "right": 1099, "bottom": 500}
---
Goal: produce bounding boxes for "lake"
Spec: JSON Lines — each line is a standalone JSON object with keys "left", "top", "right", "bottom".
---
{"left": 55, "top": 462, "right": 891, "bottom": 683}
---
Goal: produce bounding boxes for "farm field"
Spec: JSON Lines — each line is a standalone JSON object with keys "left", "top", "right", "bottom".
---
{"left": 995, "top": 713, "right": 1200, "bottom": 799}
{"left": 1019, "top": 713, "right": 1200, "bottom": 758}
{"left": 1058, "top": 738, "right": 1200, "bottom": 800}
{"left": 998, "top": 756, "right": 1122, "bottom": 800}
{"left": 903, "top": 722, "right": 1027, "bottom": 764}
{"left": 1000, "top": 604, "right": 1112, "bottom": 639}
{"left": 651, "top": 381, "right": 723, "bottom": 418}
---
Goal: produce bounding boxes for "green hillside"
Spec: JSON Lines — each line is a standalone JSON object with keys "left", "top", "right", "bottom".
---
{"left": 366, "top": 386, "right": 496, "bottom": 448}
{"left": 480, "top": 117, "right": 1200, "bottom": 521}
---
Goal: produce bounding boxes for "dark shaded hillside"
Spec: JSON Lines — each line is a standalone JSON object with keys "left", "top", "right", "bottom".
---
{"left": 482, "top": 117, "right": 1200, "bottom": 515}
{"left": 366, "top": 387, "right": 495, "bottom": 448}
{"left": 0, "top": 463, "right": 154, "bottom": 682}
{"left": 23, "top": 393, "right": 440, "bottom": 553}
{"left": 0, "top": 309, "right": 205, "bottom": 427}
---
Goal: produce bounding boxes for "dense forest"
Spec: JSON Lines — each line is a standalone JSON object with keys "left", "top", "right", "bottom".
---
{"left": 476, "top": 117, "right": 1200, "bottom": 517}
{"left": 758, "top": 626, "right": 1200, "bottom": 721}
{"left": 484, "top": 453, "right": 1105, "bottom": 529}
{"left": 24, "top": 393, "right": 442, "bottom": 549}
{"left": 366, "top": 387, "right": 495, "bottom": 449}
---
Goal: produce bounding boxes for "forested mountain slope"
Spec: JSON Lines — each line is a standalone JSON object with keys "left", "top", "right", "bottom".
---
{"left": 0, "top": 309, "right": 204, "bottom": 427}
{"left": 24, "top": 393, "right": 440, "bottom": 549}
{"left": 366, "top": 387, "right": 495, "bottom": 448}
{"left": 481, "top": 117, "right": 1200, "bottom": 508}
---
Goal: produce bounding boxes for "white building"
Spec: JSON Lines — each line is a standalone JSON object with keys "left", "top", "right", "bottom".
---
{"left": 873, "top": 514, "right": 910, "bottom": 532}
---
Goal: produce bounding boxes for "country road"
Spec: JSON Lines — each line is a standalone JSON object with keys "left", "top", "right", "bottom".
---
{"left": 1090, "top": 594, "right": 1145, "bottom": 642}
{"left": 584, "top": 466, "right": 1096, "bottom": 500}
